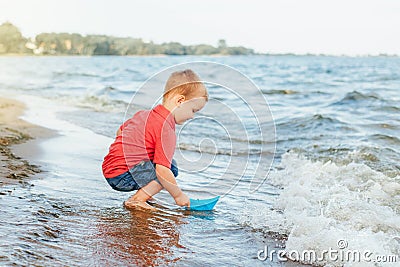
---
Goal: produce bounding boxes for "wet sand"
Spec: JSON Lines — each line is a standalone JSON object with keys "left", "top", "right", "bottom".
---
{"left": 0, "top": 97, "right": 52, "bottom": 187}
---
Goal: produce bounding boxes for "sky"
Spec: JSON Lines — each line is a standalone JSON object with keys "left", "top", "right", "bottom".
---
{"left": 1, "top": 0, "right": 399, "bottom": 55}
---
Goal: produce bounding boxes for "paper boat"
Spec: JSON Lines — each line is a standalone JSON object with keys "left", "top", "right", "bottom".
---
{"left": 188, "top": 196, "right": 220, "bottom": 211}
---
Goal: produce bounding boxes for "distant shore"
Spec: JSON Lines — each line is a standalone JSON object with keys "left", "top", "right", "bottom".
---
{"left": 0, "top": 22, "right": 255, "bottom": 56}
{"left": 0, "top": 97, "right": 52, "bottom": 187}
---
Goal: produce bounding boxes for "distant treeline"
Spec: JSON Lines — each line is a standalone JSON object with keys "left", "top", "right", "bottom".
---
{"left": 0, "top": 22, "right": 255, "bottom": 56}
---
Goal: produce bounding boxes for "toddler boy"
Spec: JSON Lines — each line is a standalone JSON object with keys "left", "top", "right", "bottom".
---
{"left": 102, "top": 69, "right": 208, "bottom": 210}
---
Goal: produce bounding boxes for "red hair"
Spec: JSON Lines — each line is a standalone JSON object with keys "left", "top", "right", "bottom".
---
{"left": 163, "top": 69, "right": 208, "bottom": 103}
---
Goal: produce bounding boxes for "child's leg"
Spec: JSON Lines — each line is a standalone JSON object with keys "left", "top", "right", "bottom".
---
{"left": 124, "top": 159, "right": 178, "bottom": 210}
{"left": 124, "top": 180, "right": 163, "bottom": 210}
{"left": 131, "top": 180, "right": 163, "bottom": 202}
{"left": 132, "top": 159, "right": 177, "bottom": 202}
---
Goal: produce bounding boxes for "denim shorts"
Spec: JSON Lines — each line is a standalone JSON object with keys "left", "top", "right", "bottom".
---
{"left": 106, "top": 159, "right": 178, "bottom": 192}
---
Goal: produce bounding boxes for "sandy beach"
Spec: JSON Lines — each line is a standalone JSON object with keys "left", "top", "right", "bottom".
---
{"left": 0, "top": 97, "right": 52, "bottom": 187}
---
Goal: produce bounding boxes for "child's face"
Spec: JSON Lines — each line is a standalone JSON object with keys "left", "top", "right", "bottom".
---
{"left": 173, "top": 96, "right": 206, "bottom": 125}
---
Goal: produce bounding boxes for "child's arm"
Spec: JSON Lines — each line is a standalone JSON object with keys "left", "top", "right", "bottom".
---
{"left": 117, "top": 119, "right": 129, "bottom": 137}
{"left": 155, "top": 164, "right": 190, "bottom": 207}
{"left": 116, "top": 128, "right": 122, "bottom": 136}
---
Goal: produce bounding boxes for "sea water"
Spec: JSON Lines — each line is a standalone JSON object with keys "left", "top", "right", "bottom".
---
{"left": 0, "top": 55, "right": 399, "bottom": 266}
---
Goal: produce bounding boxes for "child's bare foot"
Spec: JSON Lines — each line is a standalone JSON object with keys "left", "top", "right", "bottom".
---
{"left": 123, "top": 200, "right": 156, "bottom": 211}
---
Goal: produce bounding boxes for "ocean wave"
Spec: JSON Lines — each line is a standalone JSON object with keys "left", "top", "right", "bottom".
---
{"left": 50, "top": 89, "right": 128, "bottom": 113}
{"left": 75, "top": 95, "right": 128, "bottom": 112}
{"left": 368, "top": 134, "right": 400, "bottom": 145}
{"left": 230, "top": 137, "right": 265, "bottom": 145}
{"left": 369, "top": 74, "right": 400, "bottom": 82}
{"left": 373, "top": 105, "right": 400, "bottom": 112}
{"left": 177, "top": 142, "right": 268, "bottom": 156}
{"left": 124, "top": 68, "right": 141, "bottom": 74}
{"left": 276, "top": 114, "right": 353, "bottom": 133}
{"left": 261, "top": 89, "right": 298, "bottom": 95}
{"left": 332, "top": 91, "right": 384, "bottom": 105}
{"left": 283, "top": 144, "right": 400, "bottom": 180}
{"left": 72, "top": 86, "right": 133, "bottom": 112}
{"left": 52, "top": 71, "right": 101, "bottom": 78}
{"left": 239, "top": 152, "right": 400, "bottom": 266}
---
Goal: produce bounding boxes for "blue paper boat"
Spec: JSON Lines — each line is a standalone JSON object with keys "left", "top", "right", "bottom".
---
{"left": 188, "top": 196, "right": 220, "bottom": 211}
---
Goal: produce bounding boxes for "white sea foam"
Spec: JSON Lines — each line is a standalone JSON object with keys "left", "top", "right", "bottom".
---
{"left": 240, "top": 152, "right": 400, "bottom": 266}
{"left": 48, "top": 92, "right": 128, "bottom": 113}
{"left": 76, "top": 94, "right": 127, "bottom": 112}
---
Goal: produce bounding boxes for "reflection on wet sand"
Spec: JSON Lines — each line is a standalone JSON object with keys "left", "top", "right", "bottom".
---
{"left": 93, "top": 207, "right": 186, "bottom": 266}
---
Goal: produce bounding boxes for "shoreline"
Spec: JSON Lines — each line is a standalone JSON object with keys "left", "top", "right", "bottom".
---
{"left": 0, "top": 97, "right": 53, "bottom": 187}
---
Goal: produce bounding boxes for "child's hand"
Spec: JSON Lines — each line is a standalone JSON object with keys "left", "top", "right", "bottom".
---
{"left": 174, "top": 192, "right": 190, "bottom": 207}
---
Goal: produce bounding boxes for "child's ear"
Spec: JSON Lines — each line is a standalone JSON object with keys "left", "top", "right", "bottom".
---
{"left": 176, "top": 95, "right": 185, "bottom": 105}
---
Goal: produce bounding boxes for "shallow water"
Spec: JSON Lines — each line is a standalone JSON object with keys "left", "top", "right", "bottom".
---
{"left": 0, "top": 55, "right": 399, "bottom": 266}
